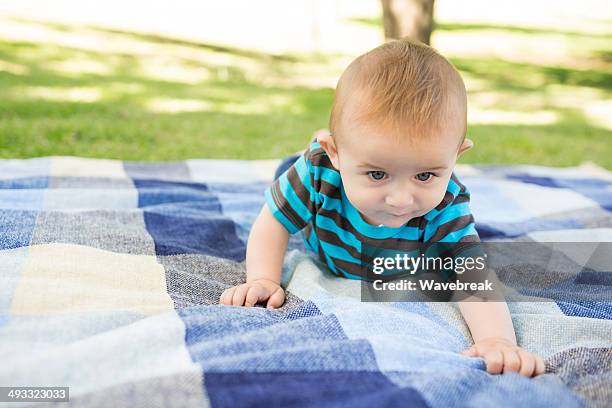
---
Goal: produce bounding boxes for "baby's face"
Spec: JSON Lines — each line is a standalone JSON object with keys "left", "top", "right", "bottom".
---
{"left": 326, "top": 122, "right": 466, "bottom": 228}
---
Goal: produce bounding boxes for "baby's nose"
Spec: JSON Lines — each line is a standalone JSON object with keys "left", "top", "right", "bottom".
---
{"left": 385, "top": 191, "right": 415, "bottom": 208}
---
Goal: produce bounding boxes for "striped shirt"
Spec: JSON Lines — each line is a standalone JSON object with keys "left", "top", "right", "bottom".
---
{"left": 265, "top": 139, "right": 481, "bottom": 280}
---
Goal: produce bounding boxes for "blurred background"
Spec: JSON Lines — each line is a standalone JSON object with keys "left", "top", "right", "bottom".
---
{"left": 0, "top": 0, "right": 610, "bottom": 168}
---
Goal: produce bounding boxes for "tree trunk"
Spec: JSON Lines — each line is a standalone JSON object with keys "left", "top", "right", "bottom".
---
{"left": 381, "top": 0, "right": 435, "bottom": 45}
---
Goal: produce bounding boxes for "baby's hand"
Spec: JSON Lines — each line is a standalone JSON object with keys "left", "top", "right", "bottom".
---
{"left": 219, "top": 278, "right": 285, "bottom": 309}
{"left": 461, "top": 337, "right": 545, "bottom": 377}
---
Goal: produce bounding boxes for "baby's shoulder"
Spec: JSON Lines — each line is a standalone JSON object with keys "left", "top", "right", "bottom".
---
{"left": 304, "top": 139, "right": 330, "bottom": 163}
{"left": 299, "top": 141, "right": 342, "bottom": 202}
{"left": 303, "top": 140, "right": 339, "bottom": 176}
{"left": 449, "top": 172, "right": 470, "bottom": 196}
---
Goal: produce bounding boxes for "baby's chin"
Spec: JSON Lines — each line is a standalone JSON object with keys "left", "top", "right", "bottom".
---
{"left": 363, "top": 213, "right": 413, "bottom": 228}
{"left": 378, "top": 218, "right": 412, "bottom": 228}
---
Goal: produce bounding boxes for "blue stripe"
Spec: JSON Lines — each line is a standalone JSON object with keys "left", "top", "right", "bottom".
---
{"left": 438, "top": 223, "right": 479, "bottom": 243}
{"left": 320, "top": 194, "right": 343, "bottom": 213}
{"left": 316, "top": 215, "right": 361, "bottom": 252}
{"left": 424, "top": 178, "right": 463, "bottom": 221}
{"left": 318, "top": 195, "right": 421, "bottom": 240}
{"left": 320, "top": 240, "right": 360, "bottom": 264}
{"left": 424, "top": 202, "right": 471, "bottom": 241}
{"left": 277, "top": 172, "right": 312, "bottom": 226}
{"left": 315, "top": 166, "right": 341, "bottom": 186}
{"left": 293, "top": 156, "right": 320, "bottom": 204}
{"left": 307, "top": 228, "right": 320, "bottom": 252}
{"left": 437, "top": 201, "right": 471, "bottom": 224}
{"left": 305, "top": 157, "right": 341, "bottom": 186}
{"left": 306, "top": 229, "right": 341, "bottom": 275}
{"left": 325, "top": 255, "right": 339, "bottom": 274}
{"left": 310, "top": 140, "right": 323, "bottom": 152}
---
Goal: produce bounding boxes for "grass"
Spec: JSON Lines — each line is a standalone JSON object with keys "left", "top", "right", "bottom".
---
{"left": 0, "top": 16, "right": 611, "bottom": 168}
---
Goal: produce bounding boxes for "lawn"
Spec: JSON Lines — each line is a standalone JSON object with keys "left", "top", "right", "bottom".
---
{"left": 0, "top": 13, "right": 610, "bottom": 168}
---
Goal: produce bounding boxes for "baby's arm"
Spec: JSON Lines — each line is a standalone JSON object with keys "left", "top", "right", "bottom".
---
{"left": 219, "top": 203, "right": 289, "bottom": 309}
{"left": 458, "top": 300, "right": 545, "bottom": 377}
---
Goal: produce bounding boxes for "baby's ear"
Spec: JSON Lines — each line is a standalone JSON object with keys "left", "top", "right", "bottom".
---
{"left": 457, "top": 138, "right": 474, "bottom": 157}
{"left": 317, "top": 132, "right": 340, "bottom": 170}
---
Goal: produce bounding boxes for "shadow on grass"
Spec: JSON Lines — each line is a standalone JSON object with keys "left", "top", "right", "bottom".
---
{"left": 7, "top": 16, "right": 338, "bottom": 64}
{"left": 451, "top": 57, "right": 612, "bottom": 91}
{"left": 0, "top": 34, "right": 335, "bottom": 160}
{"left": 466, "top": 110, "right": 612, "bottom": 168}
{"left": 437, "top": 22, "right": 612, "bottom": 40}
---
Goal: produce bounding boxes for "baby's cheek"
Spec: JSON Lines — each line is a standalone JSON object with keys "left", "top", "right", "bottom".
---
{"left": 350, "top": 187, "right": 372, "bottom": 207}
{"left": 354, "top": 187, "right": 381, "bottom": 210}
{"left": 428, "top": 187, "right": 448, "bottom": 208}
{"left": 343, "top": 180, "right": 367, "bottom": 206}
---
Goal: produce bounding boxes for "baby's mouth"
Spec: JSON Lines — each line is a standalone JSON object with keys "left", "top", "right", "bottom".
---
{"left": 388, "top": 211, "right": 413, "bottom": 218}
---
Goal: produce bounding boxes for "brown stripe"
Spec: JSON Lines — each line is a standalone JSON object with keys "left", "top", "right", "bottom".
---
{"left": 309, "top": 150, "right": 338, "bottom": 172}
{"left": 314, "top": 225, "right": 362, "bottom": 261}
{"left": 454, "top": 236, "right": 482, "bottom": 259}
{"left": 415, "top": 216, "right": 429, "bottom": 233}
{"left": 305, "top": 224, "right": 332, "bottom": 267}
{"left": 286, "top": 165, "right": 313, "bottom": 212}
{"left": 304, "top": 223, "right": 312, "bottom": 241}
{"left": 451, "top": 173, "right": 467, "bottom": 193}
{"left": 317, "top": 208, "right": 424, "bottom": 247}
{"left": 315, "top": 224, "right": 423, "bottom": 269}
{"left": 318, "top": 208, "right": 367, "bottom": 241}
{"left": 459, "top": 234, "right": 479, "bottom": 242}
{"left": 407, "top": 217, "right": 422, "bottom": 228}
{"left": 453, "top": 194, "right": 470, "bottom": 204}
{"left": 316, "top": 239, "right": 328, "bottom": 267}
{"left": 271, "top": 181, "right": 307, "bottom": 230}
{"left": 328, "top": 256, "right": 366, "bottom": 279}
{"left": 316, "top": 179, "right": 341, "bottom": 199}
{"left": 425, "top": 214, "right": 475, "bottom": 244}
{"left": 310, "top": 146, "right": 326, "bottom": 156}
{"left": 435, "top": 191, "right": 455, "bottom": 211}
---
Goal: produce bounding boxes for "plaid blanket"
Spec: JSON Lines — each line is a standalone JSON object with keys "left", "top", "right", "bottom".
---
{"left": 0, "top": 156, "right": 611, "bottom": 407}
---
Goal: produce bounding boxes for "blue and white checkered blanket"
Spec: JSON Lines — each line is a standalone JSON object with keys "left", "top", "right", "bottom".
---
{"left": 0, "top": 157, "right": 611, "bottom": 407}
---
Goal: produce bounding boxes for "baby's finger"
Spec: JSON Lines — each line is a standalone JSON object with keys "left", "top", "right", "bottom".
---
{"left": 266, "top": 287, "right": 285, "bottom": 309}
{"left": 534, "top": 354, "right": 546, "bottom": 376}
{"left": 502, "top": 350, "right": 521, "bottom": 374}
{"left": 483, "top": 350, "right": 504, "bottom": 374}
{"left": 518, "top": 350, "right": 536, "bottom": 377}
{"left": 244, "top": 285, "right": 265, "bottom": 307}
{"left": 231, "top": 284, "right": 249, "bottom": 306}
{"left": 220, "top": 287, "right": 235, "bottom": 305}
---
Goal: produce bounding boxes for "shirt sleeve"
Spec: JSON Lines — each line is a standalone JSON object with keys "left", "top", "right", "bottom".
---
{"left": 265, "top": 149, "right": 318, "bottom": 234}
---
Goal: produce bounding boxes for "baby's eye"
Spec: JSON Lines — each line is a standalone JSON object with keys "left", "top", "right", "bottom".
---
{"left": 367, "top": 170, "right": 387, "bottom": 181}
{"left": 415, "top": 172, "right": 435, "bottom": 182}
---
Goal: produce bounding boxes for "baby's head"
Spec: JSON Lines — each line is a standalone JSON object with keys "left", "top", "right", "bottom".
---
{"left": 318, "top": 39, "right": 473, "bottom": 228}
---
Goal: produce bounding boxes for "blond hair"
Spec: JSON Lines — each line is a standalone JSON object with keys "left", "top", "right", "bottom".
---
{"left": 329, "top": 39, "right": 466, "bottom": 147}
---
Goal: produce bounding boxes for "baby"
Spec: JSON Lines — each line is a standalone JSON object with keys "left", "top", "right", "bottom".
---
{"left": 220, "top": 39, "right": 544, "bottom": 377}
